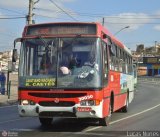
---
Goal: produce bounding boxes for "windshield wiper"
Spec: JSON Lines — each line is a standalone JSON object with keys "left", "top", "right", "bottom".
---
{"left": 36, "top": 35, "right": 51, "bottom": 51}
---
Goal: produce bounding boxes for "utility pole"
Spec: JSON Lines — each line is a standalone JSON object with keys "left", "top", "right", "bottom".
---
{"left": 27, "top": 0, "right": 40, "bottom": 25}
{"left": 102, "top": 17, "right": 105, "bottom": 26}
{"left": 27, "top": 0, "right": 34, "bottom": 25}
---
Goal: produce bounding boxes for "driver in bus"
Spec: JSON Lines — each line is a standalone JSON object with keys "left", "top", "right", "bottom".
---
{"left": 60, "top": 53, "right": 80, "bottom": 75}
{"left": 59, "top": 53, "right": 71, "bottom": 75}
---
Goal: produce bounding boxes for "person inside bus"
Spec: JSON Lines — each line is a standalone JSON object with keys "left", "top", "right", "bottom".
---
{"left": 59, "top": 53, "right": 71, "bottom": 75}
{"left": 48, "top": 56, "right": 57, "bottom": 75}
{"left": 40, "top": 53, "right": 51, "bottom": 74}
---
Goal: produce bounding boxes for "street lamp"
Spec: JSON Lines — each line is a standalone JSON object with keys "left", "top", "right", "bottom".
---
{"left": 114, "top": 26, "right": 130, "bottom": 36}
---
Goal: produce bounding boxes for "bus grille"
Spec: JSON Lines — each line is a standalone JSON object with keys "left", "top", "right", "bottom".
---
{"left": 28, "top": 93, "right": 87, "bottom": 98}
{"left": 39, "top": 111, "right": 76, "bottom": 117}
{"left": 39, "top": 101, "right": 75, "bottom": 107}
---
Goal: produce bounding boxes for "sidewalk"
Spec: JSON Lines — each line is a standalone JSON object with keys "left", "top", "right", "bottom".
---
{"left": 0, "top": 73, "right": 18, "bottom": 106}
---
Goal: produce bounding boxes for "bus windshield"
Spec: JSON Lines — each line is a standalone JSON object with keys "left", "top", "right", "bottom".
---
{"left": 19, "top": 37, "right": 102, "bottom": 89}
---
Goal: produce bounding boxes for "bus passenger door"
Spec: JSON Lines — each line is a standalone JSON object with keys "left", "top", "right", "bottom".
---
{"left": 102, "top": 41, "right": 110, "bottom": 116}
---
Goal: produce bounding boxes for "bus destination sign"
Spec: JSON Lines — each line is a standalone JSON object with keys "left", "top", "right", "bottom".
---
{"left": 25, "top": 24, "right": 96, "bottom": 36}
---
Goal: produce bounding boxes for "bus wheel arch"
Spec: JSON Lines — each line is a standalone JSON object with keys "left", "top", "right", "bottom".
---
{"left": 99, "top": 91, "right": 114, "bottom": 126}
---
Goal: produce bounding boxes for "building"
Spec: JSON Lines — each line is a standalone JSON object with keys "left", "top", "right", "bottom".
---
{"left": 132, "top": 43, "right": 160, "bottom": 76}
{"left": 136, "top": 56, "right": 160, "bottom": 76}
{"left": 142, "top": 57, "right": 160, "bottom": 76}
{"left": 0, "top": 51, "right": 19, "bottom": 71}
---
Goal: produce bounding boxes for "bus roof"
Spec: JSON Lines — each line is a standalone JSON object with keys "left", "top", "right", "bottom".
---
{"left": 23, "top": 22, "right": 131, "bottom": 55}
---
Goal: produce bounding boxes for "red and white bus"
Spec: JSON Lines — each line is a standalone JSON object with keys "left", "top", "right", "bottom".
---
{"left": 12, "top": 22, "right": 135, "bottom": 126}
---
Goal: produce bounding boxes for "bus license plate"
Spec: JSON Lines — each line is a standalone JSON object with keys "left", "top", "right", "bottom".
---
{"left": 77, "top": 107, "right": 92, "bottom": 112}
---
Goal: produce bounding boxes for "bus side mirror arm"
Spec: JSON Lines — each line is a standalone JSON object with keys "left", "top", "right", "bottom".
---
{"left": 14, "top": 38, "right": 22, "bottom": 48}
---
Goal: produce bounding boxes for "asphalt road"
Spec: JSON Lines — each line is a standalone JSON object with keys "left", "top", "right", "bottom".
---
{"left": 0, "top": 81, "right": 160, "bottom": 137}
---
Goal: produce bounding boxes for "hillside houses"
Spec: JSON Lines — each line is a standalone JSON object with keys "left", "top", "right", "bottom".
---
{"left": 0, "top": 51, "right": 19, "bottom": 71}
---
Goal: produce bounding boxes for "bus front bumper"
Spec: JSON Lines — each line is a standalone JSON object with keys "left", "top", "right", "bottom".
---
{"left": 18, "top": 103, "right": 103, "bottom": 118}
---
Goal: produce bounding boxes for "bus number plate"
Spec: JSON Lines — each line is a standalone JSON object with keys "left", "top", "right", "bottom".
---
{"left": 77, "top": 107, "right": 92, "bottom": 112}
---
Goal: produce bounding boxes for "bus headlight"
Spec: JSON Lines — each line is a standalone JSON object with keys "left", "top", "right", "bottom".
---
{"left": 80, "top": 100, "right": 100, "bottom": 106}
{"left": 20, "top": 100, "right": 36, "bottom": 105}
{"left": 21, "top": 100, "right": 29, "bottom": 105}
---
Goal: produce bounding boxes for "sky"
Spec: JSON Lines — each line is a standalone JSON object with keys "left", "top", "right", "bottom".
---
{"left": 0, "top": 0, "right": 160, "bottom": 51}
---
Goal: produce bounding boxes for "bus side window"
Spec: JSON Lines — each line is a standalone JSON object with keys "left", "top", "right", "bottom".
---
{"left": 119, "top": 49, "right": 123, "bottom": 72}
{"left": 122, "top": 51, "right": 126, "bottom": 73}
{"left": 125, "top": 54, "right": 128, "bottom": 74}
{"left": 109, "top": 45, "right": 112, "bottom": 70}
{"left": 102, "top": 41, "right": 108, "bottom": 85}
{"left": 114, "top": 44, "right": 119, "bottom": 71}
{"left": 117, "top": 47, "right": 121, "bottom": 72}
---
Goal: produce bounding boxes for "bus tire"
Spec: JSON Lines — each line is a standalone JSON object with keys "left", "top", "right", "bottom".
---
{"left": 99, "top": 103, "right": 111, "bottom": 126}
{"left": 121, "top": 93, "right": 129, "bottom": 113}
{"left": 39, "top": 117, "right": 53, "bottom": 126}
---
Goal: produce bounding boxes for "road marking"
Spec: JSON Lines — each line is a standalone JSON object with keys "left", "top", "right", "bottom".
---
{"left": 110, "top": 103, "right": 160, "bottom": 125}
{"left": 85, "top": 126, "right": 102, "bottom": 132}
{"left": 0, "top": 104, "right": 17, "bottom": 109}
{"left": 85, "top": 103, "right": 160, "bottom": 132}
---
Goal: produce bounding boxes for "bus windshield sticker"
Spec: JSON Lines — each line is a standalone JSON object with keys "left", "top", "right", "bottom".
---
{"left": 25, "top": 78, "right": 56, "bottom": 87}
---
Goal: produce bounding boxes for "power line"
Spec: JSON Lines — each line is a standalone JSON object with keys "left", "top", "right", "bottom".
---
{"left": 35, "top": 13, "right": 160, "bottom": 25}
{"left": 0, "top": 16, "right": 26, "bottom": 19}
{"left": 48, "top": 0, "right": 78, "bottom": 21}
{"left": 0, "top": 7, "right": 26, "bottom": 15}
{"left": 35, "top": 7, "right": 160, "bottom": 19}
{"left": 125, "top": 41, "right": 157, "bottom": 45}
{"left": 104, "top": 22, "right": 160, "bottom": 24}
{"left": 35, "top": 8, "right": 94, "bottom": 20}
{"left": 35, "top": 7, "right": 58, "bottom": 12}
{"left": 0, "top": 32, "right": 18, "bottom": 37}
{"left": 0, "top": 14, "right": 25, "bottom": 17}
{"left": 35, "top": 13, "right": 77, "bottom": 21}
{"left": 35, "top": 7, "right": 102, "bottom": 19}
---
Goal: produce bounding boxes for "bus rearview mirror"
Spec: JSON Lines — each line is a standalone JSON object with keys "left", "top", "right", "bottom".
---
{"left": 109, "top": 44, "right": 115, "bottom": 56}
{"left": 12, "top": 49, "right": 18, "bottom": 62}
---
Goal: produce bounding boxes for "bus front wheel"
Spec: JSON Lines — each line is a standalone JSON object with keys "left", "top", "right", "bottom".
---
{"left": 39, "top": 117, "right": 53, "bottom": 126}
